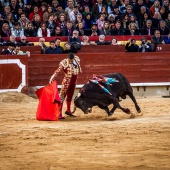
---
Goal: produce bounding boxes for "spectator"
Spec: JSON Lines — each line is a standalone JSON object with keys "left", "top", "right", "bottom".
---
{"left": 51, "top": 26, "right": 62, "bottom": 36}
{"left": 151, "top": 30, "right": 165, "bottom": 45}
{"left": 1, "top": 42, "right": 15, "bottom": 55}
{"left": 63, "top": 42, "right": 78, "bottom": 53}
{"left": 12, "top": 44, "right": 30, "bottom": 57}
{"left": 23, "top": 2, "right": 32, "bottom": 18}
{"left": 133, "top": 0, "right": 147, "bottom": 16}
{"left": 149, "top": 0, "right": 161, "bottom": 18}
{"left": 10, "top": 0, "right": 20, "bottom": 17}
{"left": 81, "top": 35, "right": 97, "bottom": 45}
{"left": 92, "top": 0, "right": 106, "bottom": 21}
{"left": 90, "top": 22, "right": 100, "bottom": 36}
{"left": 32, "top": 14, "right": 42, "bottom": 33}
{"left": 158, "top": 20, "right": 169, "bottom": 35}
{"left": 112, "top": 4, "right": 122, "bottom": 21}
{"left": 69, "top": 5, "right": 80, "bottom": 25}
{"left": 65, "top": 0, "right": 74, "bottom": 16}
{"left": 151, "top": 12, "right": 162, "bottom": 29}
{"left": 5, "top": 35, "right": 18, "bottom": 45}
{"left": 163, "top": 0, "right": 169, "bottom": 13}
{"left": 111, "top": 21, "right": 124, "bottom": 35}
{"left": 82, "top": 5, "right": 92, "bottom": 19}
{"left": 121, "top": 14, "right": 130, "bottom": 31}
{"left": 76, "top": 21, "right": 85, "bottom": 36}
{"left": 129, "top": 14, "right": 139, "bottom": 30}
{"left": 99, "top": 21, "right": 111, "bottom": 35}
{"left": 46, "top": 13, "right": 57, "bottom": 34}
{"left": 37, "top": 22, "right": 51, "bottom": 37}
{"left": 125, "top": 5, "right": 134, "bottom": 17}
{"left": 84, "top": 13, "right": 93, "bottom": 33}
{"left": 24, "top": 22, "right": 37, "bottom": 37}
{"left": 1, "top": 22, "right": 11, "bottom": 37}
{"left": 55, "top": 4, "right": 69, "bottom": 20}
{"left": 17, "top": 36, "right": 34, "bottom": 46}
{"left": 62, "top": 21, "right": 75, "bottom": 36}
{"left": 1, "top": 6, "right": 11, "bottom": 19}
{"left": 29, "top": 5, "right": 43, "bottom": 22}
{"left": 159, "top": 6, "right": 167, "bottom": 20}
{"left": 75, "top": 13, "right": 84, "bottom": 28}
{"left": 120, "top": 0, "right": 131, "bottom": 14}
{"left": 4, "top": 12, "right": 14, "bottom": 29}
{"left": 111, "top": 37, "right": 122, "bottom": 45}
{"left": 95, "top": 34, "right": 111, "bottom": 45}
{"left": 56, "top": 13, "right": 67, "bottom": 30}
{"left": 43, "top": 5, "right": 54, "bottom": 22}
{"left": 141, "top": 19, "right": 155, "bottom": 35}
{"left": 125, "top": 38, "right": 139, "bottom": 52}
{"left": 45, "top": 40, "right": 61, "bottom": 54}
{"left": 55, "top": 38, "right": 64, "bottom": 54}
{"left": 144, "top": 0, "right": 153, "bottom": 9}
{"left": 18, "top": 12, "right": 30, "bottom": 29}
{"left": 96, "top": 13, "right": 105, "bottom": 30}
{"left": 164, "top": 32, "right": 170, "bottom": 44}
{"left": 165, "top": 13, "right": 170, "bottom": 30}
{"left": 68, "top": 30, "right": 81, "bottom": 50}
{"left": 107, "top": 0, "right": 117, "bottom": 15}
{"left": 36, "top": 37, "right": 48, "bottom": 54}
{"left": 14, "top": 7, "right": 24, "bottom": 22}
{"left": 11, "top": 22, "right": 24, "bottom": 37}
{"left": 140, "top": 12, "right": 151, "bottom": 29}
{"left": 125, "top": 22, "right": 140, "bottom": 35}
{"left": 138, "top": 37, "right": 153, "bottom": 52}
{"left": 107, "top": 14, "right": 115, "bottom": 30}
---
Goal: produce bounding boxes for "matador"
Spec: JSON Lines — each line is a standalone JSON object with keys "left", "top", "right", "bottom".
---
{"left": 49, "top": 53, "right": 82, "bottom": 119}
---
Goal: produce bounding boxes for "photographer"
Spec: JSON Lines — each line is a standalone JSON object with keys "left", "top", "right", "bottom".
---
{"left": 125, "top": 38, "right": 139, "bottom": 52}
{"left": 138, "top": 37, "right": 153, "bottom": 52}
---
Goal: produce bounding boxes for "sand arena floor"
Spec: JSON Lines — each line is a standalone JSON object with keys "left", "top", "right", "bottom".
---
{"left": 0, "top": 92, "right": 170, "bottom": 170}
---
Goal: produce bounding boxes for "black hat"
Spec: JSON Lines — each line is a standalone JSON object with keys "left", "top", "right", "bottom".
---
{"left": 7, "top": 42, "right": 16, "bottom": 47}
{"left": 68, "top": 53, "right": 74, "bottom": 59}
{"left": 92, "top": 22, "right": 97, "bottom": 26}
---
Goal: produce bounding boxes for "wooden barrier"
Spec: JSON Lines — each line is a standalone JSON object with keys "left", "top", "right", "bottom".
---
{"left": 1, "top": 52, "right": 170, "bottom": 92}
{"left": 0, "top": 46, "right": 42, "bottom": 54}
{"left": 78, "top": 45, "right": 125, "bottom": 53}
{"left": 0, "top": 56, "right": 28, "bottom": 93}
{"left": 156, "top": 44, "right": 170, "bottom": 52}
{"left": 27, "top": 52, "right": 170, "bottom": 86}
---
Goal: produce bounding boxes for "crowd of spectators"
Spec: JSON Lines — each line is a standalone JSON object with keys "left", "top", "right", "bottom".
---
{"left": 0, "top": 0, "right": 169, "bottom": 38}
{"left": 0, "top": 0, "right": 170, "bottom": 54}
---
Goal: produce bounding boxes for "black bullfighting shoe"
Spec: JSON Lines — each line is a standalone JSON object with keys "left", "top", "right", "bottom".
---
{"left": 65, "top": 111, "right": 76, "bottom": 117}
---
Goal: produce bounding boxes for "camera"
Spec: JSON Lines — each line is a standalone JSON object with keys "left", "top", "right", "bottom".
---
{"left": 142, "top": 41, "right": 145, "bottom": 45}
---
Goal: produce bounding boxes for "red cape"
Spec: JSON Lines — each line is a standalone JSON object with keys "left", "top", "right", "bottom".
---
{"left": 35, "top": 81, "right": 61, "bottom": 121}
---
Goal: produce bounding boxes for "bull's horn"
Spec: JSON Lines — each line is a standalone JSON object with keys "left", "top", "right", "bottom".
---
{"left": 72, "top": 104, "right": 77, "bottom": 113}
{"left": 77, "top": 92, "right": 81, "bottom": 98}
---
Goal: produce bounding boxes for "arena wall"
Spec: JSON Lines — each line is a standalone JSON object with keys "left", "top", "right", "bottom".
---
{"left": 0, "top": 51, "right": 170, "bottom": 97}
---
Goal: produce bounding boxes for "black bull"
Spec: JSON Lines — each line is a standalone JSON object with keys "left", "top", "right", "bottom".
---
{"left": 73, "top": 73, "right": 141, "bottom": 116}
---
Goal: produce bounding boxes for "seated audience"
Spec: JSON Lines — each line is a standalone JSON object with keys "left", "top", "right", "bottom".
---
{"left": 1, "top": 43, "right": 15, "bottom": 55}
{"left": 51, "top": 26, "right": 62, "bottom": 36}
{"left": 151, "top": 30, "right": 165, "bottom": 45}
{"left": 1, "top": 22, "right": 11, "bottom": 37}
{"left": 17, "top": 36, "right": 34, "bottom": 46}
{"left": 5, "top": 35, "right": 18, "bottom": 45}
{"left": 99, "top": 21, "right": 111, "bottom": 36}
{"left": 45, "top": 40, "right": 61, "bottom": 54}
{"left": 125, "top": 38, "right": 139, "bottom": 52}
{"left": 138, "top": 37, "right": 153, "bottom": 52}
{"left": 12, "top": 44, "right": 30, "bottom": 57}
{"left": 0, "top": 34, "right": 5, "bottom": 46}
{"left": 24, "top": 22, "right": 37, "bottom": 37}
{"left": 62, "top": 42, "right": 78, "bottom": 53}
{"left": 36, "top": 38, "right": 48, "bottom": 54}
{"left": 95, "top": 35, "right": 111, "bottom": 45}
{"left": 81, "top": 35, "right": 97, "bottom": 45}
{"left": 55, "top": 38, "right": 64, "bottom": 54}
{"left": 164, "top": 32, "right": 170, "bottom": 44}
{"left": 37, "top": 22, "right": 51, "bottom": 37}
{"left": 111, "top": 38, "right": 122, "bottom": 45}
{"left": 68, "top": 30, "right": 81, "bottom": 50}
{"left": 11, "top": 22, "right": 24, "bottom": 37}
